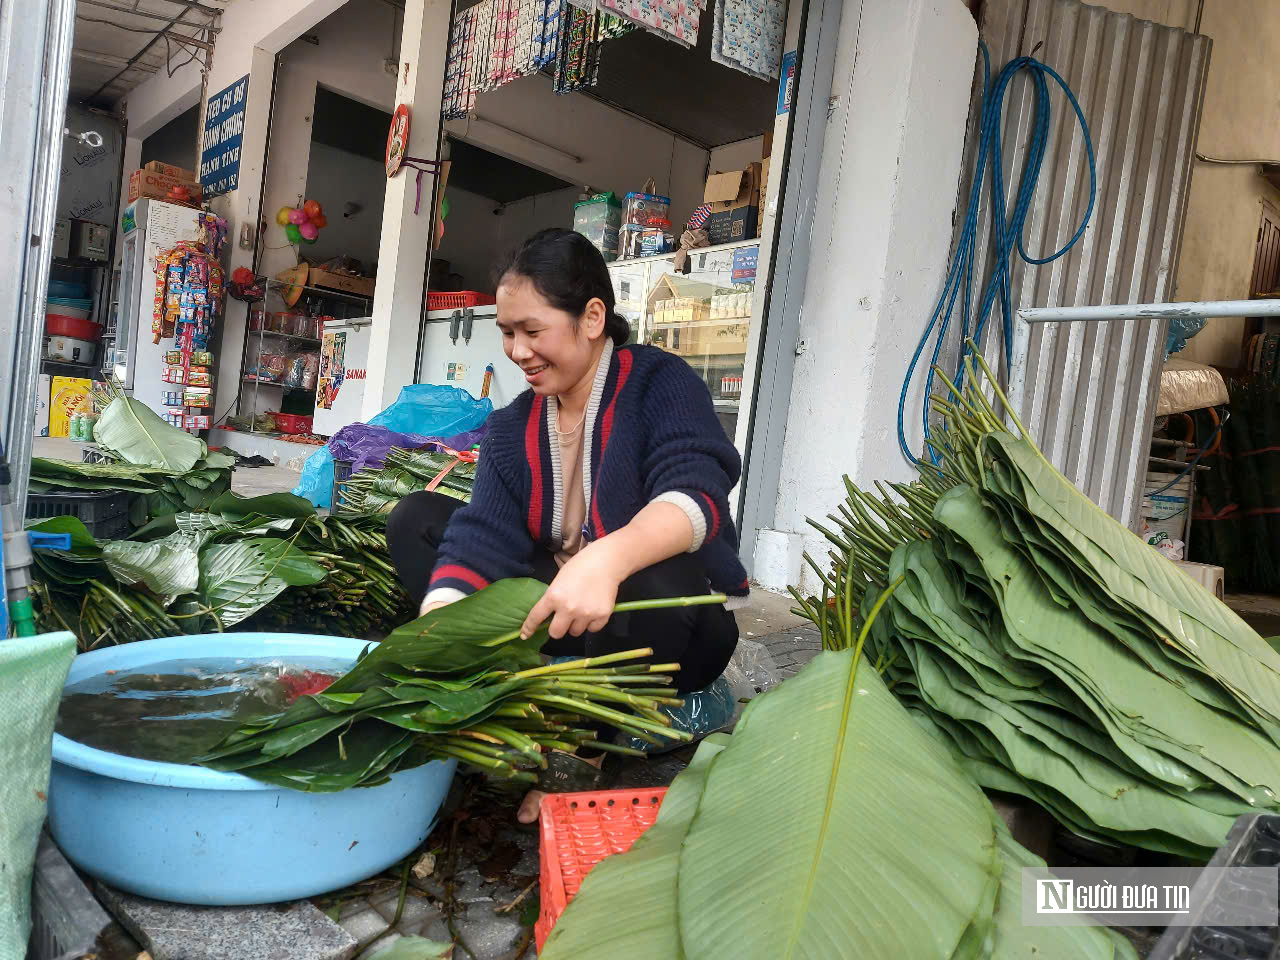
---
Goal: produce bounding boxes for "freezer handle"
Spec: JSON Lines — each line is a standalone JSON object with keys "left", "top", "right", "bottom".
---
{"left": 448, "top": 309, "right": 462, "bottom": 344}
{"left": 461, "top": 308, "right": 474, "bottom": 344}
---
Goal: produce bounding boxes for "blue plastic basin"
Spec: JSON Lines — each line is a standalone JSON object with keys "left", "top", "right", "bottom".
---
{"left": 48, "top": 633, "right": 456, "bottom": 906}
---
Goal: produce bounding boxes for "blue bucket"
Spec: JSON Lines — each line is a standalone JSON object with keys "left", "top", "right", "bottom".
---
{"left": 48, "top": 633, "right": 456, "bottom": 906}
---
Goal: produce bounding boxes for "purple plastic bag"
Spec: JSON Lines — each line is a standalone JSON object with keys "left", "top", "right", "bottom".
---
{"left": 327, "top": 423, "right": 488, "bottom": 474}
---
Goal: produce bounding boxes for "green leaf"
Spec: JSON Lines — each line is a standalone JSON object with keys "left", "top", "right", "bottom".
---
{"left": 540, "top": 735, "right": 729, "bottom": 959}
{"left": 94, "top": 396, "right": 205, "bottom": 471}
{"left": 26, "top": 515, "right": 98, "bottom": 552}
{"left": 209, "top": 490, "right": 316, "bottom": 520}
{"left": 327, "top": 579, "right": 549, "bottom": 692}
{"left": 102, "top": 533, "right": 202, "bottom": 597}
{"left": 676, "top": 651, "right": 1004, "bottom": 960}
{"left": 197, "top": 537, "right": 326, "bottom": 627}
{"left": 366, "top": 935, "right": 454, "bottom": 960}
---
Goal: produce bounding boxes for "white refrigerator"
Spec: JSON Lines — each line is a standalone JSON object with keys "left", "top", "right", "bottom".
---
{"left": 114, "top": 199, "right": 203, "bottom": 408}
{"left": 416, "top": 306, "right": 525, "bottom": 410}
{"left": 313, "top": 317, "right": 373, "bottom": 435}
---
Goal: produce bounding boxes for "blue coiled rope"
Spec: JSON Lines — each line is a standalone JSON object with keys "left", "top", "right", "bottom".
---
{"left": 898, "top": 43, "right": 1098, "bottom": 465}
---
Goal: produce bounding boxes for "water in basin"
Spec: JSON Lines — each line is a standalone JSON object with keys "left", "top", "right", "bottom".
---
{"left": 56, "top": 656, "right": 352, "bottom": 765}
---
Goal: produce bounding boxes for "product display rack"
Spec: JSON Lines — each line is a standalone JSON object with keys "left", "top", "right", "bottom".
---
{"left": 237, "top": 279, "right": 372, "bottom": 438}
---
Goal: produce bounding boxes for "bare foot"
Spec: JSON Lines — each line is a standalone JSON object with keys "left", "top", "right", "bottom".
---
{"left": 516, "top": 752, "right": 606, "bottom": 823}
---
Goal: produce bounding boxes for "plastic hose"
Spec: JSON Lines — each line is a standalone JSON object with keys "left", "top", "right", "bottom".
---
{"left": 898, "top": 44, "right": 1098, "bottom": 464}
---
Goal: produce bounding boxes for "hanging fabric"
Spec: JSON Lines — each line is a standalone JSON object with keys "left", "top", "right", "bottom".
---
{"left": 711, "top": 0, "right": 786, "bottom": 80}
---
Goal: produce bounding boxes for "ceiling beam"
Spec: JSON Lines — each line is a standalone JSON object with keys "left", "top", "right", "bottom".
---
{"left": 72, "top": 47, "right": 162, "bottom": 70}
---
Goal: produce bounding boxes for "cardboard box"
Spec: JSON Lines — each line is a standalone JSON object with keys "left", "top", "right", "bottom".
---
{"left": 52, "top": 219, "right": 70, "bottom": 260}
{"left": 50, "top": 376, "right": 92, "bottom": 438}
{"left": 144, "top": 160, "right": 195, "bottom": 181}
{"left": 34, "top": 374, "right": 50, "bottom": 437}
{"left": 311, "top": 268, "right": 375, "bottom": 298}
{"left": 128, "top": 169, "right": 203, "bottom": 204}
{"left": 703, "top": 162, "right": 761, "bottom": 245}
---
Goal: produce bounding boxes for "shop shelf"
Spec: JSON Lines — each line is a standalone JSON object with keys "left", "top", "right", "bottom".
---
{"left": 536, "top": 787, "right": 667, "bottom": 951}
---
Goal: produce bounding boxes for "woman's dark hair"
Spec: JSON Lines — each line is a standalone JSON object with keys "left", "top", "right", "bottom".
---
{"left": 493, "top": 227, "right": 630, "bottom": 346}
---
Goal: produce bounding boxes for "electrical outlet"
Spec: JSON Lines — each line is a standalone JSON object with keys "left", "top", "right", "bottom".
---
{"left": 239, "top": 221, "right": 255, "bottom": 249}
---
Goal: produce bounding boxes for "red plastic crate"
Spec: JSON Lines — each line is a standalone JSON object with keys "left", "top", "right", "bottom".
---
{"left": 536, "top": 787, "right": 667, "bottom": 952}
{"left": 270, "top": 412, "right": 313, "bottom": 435}
{"left": 427, "top": 291, "right": 496, "bottom": 311}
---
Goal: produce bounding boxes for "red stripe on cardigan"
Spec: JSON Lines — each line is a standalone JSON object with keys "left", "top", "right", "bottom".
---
{"left": 590, "top": 350, "right": 634, "bottom": 537}
{"left": 526, "top": 395, "right": 545, "bottom": 538}
{"left": 699, "top": 491, "right": 721, "bottom": 539}
{"left": 430, "top": 564, "right": 490, "bottom": 592}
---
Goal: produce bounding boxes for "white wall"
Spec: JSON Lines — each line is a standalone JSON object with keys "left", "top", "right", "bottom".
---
{"left": 259, "top": 0, "right": 399, "bottom": 280}
{"left": 446, "top": 77, "right": 710, "bottom": 230}
{"left": 436, "top": 184, "right": 579, "bottom": 292}
{"left": 301, "top": 141, "right": 388, "bottom": 269}
{"left": 709, "top": 136, "right": 766, "bottom": 174}
{"left": 756, "top": 0, "right": 978, "bottom": 593}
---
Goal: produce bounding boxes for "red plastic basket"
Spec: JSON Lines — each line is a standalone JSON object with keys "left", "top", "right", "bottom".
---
{"left": 536, "top": 787, "right": 668, "bottom": 952}
{"left": 270, "top": 412, "right": 313, "bottom": 435}
{"left": 427, "top": 291, "right": 496, "bottom": 311}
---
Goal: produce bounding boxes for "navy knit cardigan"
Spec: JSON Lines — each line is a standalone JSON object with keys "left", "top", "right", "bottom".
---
{"left": 425, "top": 340, "right": 750, "bottom": 605}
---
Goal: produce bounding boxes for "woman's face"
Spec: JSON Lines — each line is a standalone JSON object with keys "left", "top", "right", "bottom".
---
{"left": 496, "top": 277, "right": 604, "bottom": 396}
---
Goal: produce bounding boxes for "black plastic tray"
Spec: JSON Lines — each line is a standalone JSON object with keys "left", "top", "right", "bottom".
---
{"left": 1150, "top": 814, "right": 1280, "bottom": 959}
{"left": 26, "top": 489, "right": 132, "bottom": 540}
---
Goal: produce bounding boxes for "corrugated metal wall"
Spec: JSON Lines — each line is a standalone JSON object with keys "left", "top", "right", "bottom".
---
{"left": 940, "top": 0, "right": 1211, "bottom": 529}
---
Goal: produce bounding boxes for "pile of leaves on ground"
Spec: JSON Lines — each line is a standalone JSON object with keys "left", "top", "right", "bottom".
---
{"left": 28, "top": 491, "right": 414, "bottom": 648}
{"left": 197, "top": 579, "right": 714, "bottom": 790}
{"left": 31, "top": 389, "right": 232, "bottom": 525}
{"left": 1191, "top": 376, "right": 1280, "bottom": 591}
{"left": 340, "top": 447, "right": 476, "bottom": 515}
{"left": 539, "top": 599, "right": 1137, "bottom": 959}
{"left": 789, "top": 355, "right": 1280, "bottom": 860}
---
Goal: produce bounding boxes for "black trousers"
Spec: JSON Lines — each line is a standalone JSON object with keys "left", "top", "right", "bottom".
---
{"left": 385, "top": 491, "right": 739, "bottom": 693}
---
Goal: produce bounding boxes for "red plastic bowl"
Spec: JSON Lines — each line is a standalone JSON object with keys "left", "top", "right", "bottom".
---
{"left": 46, "top": 313, "right": 103, "bottom": 340}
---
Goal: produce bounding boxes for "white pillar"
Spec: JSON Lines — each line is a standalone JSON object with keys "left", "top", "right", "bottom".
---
{"left": 754, "top": 0, "right": 977, "bottom": 593}
{"left": 362, "top": 0, "right": 452, "bottom": 419}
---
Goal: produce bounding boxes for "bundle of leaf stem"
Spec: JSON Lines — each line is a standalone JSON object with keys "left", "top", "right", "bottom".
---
{"left": 29, "top": 492, "right": 413, "bottom": 647}
{"left": 340, "top": 447, "right": 476, "bottom": 515}
{"left": 790, "top": 347, "right": 1280, "bottom": 858}
{"left": 198, "top": 580, "right": 719, "bottom": 790}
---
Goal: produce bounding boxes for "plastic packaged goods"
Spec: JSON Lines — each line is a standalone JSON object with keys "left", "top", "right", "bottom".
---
{"left": 623, "top": 191, "right": 670, "bottom": 226}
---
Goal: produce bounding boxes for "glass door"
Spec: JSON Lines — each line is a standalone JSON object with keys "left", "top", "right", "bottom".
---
{"left": 610, "top": 240, "right": 759, "bottom": 447}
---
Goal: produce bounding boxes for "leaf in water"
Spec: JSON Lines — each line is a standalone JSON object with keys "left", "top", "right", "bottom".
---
{"left": 329, "top": 579, "right": 548, "bottom": 693}
{"left": 366, "top": 935, "right": 454, "bottom": 960}
{"left": 94, "top": 396, "right": 205, "bottom": 471}
{"left": 102, "top": 533, "right": 202, "bottom": 597}
{"left": 197, "top": 538, "right": 326, "bottom": 627}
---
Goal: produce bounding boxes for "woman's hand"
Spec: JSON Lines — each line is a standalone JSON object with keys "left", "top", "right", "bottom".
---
{"left": 520, "top": 541, "right": 626, "bottom": 640}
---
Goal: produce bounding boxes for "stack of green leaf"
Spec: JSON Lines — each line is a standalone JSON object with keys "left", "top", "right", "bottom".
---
{"left": 540, "top": 632, "right": 1137, "bottom": 958}
{"left": 198, "top": 579, "right": 697, "bottom": 789}
{"left": 29, "top": 492, "right": 411, "bottom": 647}
{"left": 30, "top": 393, "right": 232, "bottom": 526}
{"left": 790, "top": 356, "right": 1280, "bottom": 860}
{"left": 340, "top": 447, "right": 476, "bottom": 515}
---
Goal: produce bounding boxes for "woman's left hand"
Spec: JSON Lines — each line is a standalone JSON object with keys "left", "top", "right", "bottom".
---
{"left": 520, "top": 541, "right": 625, "bottom": 640}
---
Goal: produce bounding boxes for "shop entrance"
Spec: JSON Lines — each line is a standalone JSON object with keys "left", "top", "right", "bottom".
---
{"left": 416, "top": 0, "right": 797, "bottom": 463}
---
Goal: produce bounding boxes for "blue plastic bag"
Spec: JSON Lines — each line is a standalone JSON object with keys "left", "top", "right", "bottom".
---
{"left": 294, "top": 384, "right": 492, "bottom": 508}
